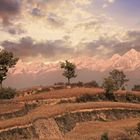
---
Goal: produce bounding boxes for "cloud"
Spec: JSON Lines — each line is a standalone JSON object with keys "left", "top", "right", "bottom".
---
{"left": 2, "top": 25, "right": 25, "bottom": 35}
{"left": 1, "top": 30, "right": 140, "bottom": 61}
{"left": 112, "top": 30, "right": 140, "bottom": 54}
{"left": 77, "top": 37, "right": 117, "bottom": 58}
{"left": 47, "top": 13, "right": 64, "bottom": 28}
{"left": 105, "top": 0, "right": 115, "bottom": 3}
{"left": 0, "top": 0, "right": 21, "bottom": 25}
{"left": 102, "top": 4, "right": 108, "bottom": 8}
{"left": 1, "top": 37, "right": 74, "bottom": 61}
{"left": 74, "top": 30, "right": 140, "bottom": 58}
{"left": 75, "top": 0, "right": 92, "bottom": 5}
{"left": 0, "top": 0, "right": 139, "bottom": 63}
{"left": 102, "top": 0, "right": 115, "bottom": 8}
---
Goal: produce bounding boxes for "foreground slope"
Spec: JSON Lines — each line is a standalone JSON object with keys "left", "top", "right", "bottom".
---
{"left": 0, "top": 87, "right": 140, "bottom": 140}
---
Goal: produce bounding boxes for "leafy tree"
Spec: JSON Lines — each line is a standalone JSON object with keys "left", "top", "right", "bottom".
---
{"left": 109, "top": 69, "right": 129, "bottom": 90}
{"left": 0, "top": 87, "right": 16, "bottom": 99}
{"left": 0, "top": 50, "right": 18, "bottom": 88}
{"left": 102, "top": 69, "right": 128, "bottom": 100}
{"left": 60, "top": 60, "right": 77, "bottom": 84}
{"left": 102, "top": 77, "right": 116, "bottom": 94}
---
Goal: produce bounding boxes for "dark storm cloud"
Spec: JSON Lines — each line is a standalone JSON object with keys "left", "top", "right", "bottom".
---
{"left": 127, "top": 31, "right": 140, "bottom": 39}
{"left": 0, "top": 0, "right": 20, "bottom": 13}
{"left": 0, "top": 0, "right": 21, "bottom": 25}
{"left": 112, "top": 31, "right": 140, "bottom": 54}
{"left": 1, "top": 37, "right": 74, "bottom": 60}
{"left": 1, "top": 30, "right": 140, "bottom": 60}
{"left": 2, "top": 26, "right": 25, "bottom": 35}
{"left": 78, "top": 38, "right": 118, "bottom": 58}
{"left": 79, "top": 30, "right": 140, "bottom": 58}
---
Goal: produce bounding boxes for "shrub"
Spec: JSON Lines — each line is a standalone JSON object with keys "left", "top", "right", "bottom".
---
{"left": 132, "top": 85, "right": 140, "bottom": 91}
{"left": 76, "top": 81, "right": 83, "bottom": 87}
{"left": 75, "top": 93, "right": 107, "bottom": 103}
{"left": 105, "top": 92, "right": 116, "bottom": 101}
{"left": 76, "top": 94, "right": 98, "bottom": 103}
{"left": 84, "top": 80, "right": 99, "bottom": 88}
{"left": 122, "top": 86, "right": 126, "bottom": 90}
{"left": 54, "top": 82, "right": 65, "bottom": 86}
{"left": 125, "top": 93, "right": 140, "bottom": 103}
{"left": 58, "top": 99, "right": 73, "bottom": 104}
{"left": 70, "top": 81, "right": 84, "bottom": 87}
{"left": 0, "top": 87, "right": 16, "bottom": 99}
{"left": 101, "top": 132, "right": 109, "bottom": 140}
{"left": 137, "top": 122, "right": 140, "bottom": 133}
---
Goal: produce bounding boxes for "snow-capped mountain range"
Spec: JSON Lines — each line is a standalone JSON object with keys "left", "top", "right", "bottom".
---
{"left": 4, "top": 49, "right": 140, "bottom": 89}
{"left": 9, "top": 49, "right": 140, "bottom": 75}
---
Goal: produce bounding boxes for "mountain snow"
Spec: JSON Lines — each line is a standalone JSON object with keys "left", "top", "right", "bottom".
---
{"left": 9, "top": 49, "right": 140, "bottom": 75}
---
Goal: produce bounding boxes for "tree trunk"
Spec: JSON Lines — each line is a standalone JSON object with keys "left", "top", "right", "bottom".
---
{"left": 0, "top": 82, "right": 2, "bottom": 89}
{"left": 67, "top": 78, "right": 70, "bottom": 85}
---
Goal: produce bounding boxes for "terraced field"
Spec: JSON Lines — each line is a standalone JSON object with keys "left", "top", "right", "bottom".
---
{"left": 0, "top": 87, "right": 140, "bottom": 140}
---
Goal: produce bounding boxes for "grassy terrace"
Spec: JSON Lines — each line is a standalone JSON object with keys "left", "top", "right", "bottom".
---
{"left": 0, "top": 102, "right": 24, "bottom": 114}
{"left": 14, "top": 87, "right": 140, "bottom": 102}
{"left": 0, "top": 102, "right": 140, "bottom": 130}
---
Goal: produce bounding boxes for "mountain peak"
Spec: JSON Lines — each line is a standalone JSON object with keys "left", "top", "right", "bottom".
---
{"left": 110, "top": 53, "right": 121, "bottom": 60}
{"left": 126, "top": 48, "right": 138, "bottom": 54}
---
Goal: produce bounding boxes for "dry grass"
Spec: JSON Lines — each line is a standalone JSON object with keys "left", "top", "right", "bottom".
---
{"left": 0, "top": 102, "right": 24, "bottom": 114}
{"left": 14, "top": 87, "right": 140, "bottom": 102}
{"left": 115, "top": 90, "right": 140, "bottom": 96}
{"left": 15, "top": 87, "right": 103, "bottom": 102}
{"left": 65, "top": 118, "right": 140, "bottom": 140}
{"left": 0, "top": 102, "right": 140, "bottom": 130}
{"left": 1, "top": 87, "right": 140, "bottom": 139}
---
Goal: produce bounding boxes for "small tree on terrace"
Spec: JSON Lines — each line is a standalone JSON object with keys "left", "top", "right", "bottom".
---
{"left": 103, "top": 69, "right": 129, "bottom": 94}
{"left": 102, "top": 77, "right": 116, "bottom": 94}
{"left": 109, "top": 69, "right": 129, "bottom": 90}
{"left": 0, "top": 50, "right": 18, "bottom": 88}
{"left": 60, "top": 60, "right": 77, "bottom": 85}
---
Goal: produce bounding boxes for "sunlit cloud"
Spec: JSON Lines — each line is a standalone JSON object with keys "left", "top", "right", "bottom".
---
{"left": 0, "top": 0, "right": 139, "bottom": 62}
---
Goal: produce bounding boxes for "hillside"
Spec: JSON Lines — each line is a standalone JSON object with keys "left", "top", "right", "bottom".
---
{"left": 0, "top": 87, "right": 140, "bottom": 140}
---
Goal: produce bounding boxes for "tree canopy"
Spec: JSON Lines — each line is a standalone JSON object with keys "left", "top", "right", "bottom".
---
{"left": 60, "top": 60, "right": 77, "bottom": 84}
{"left": 103, "top": 69, "right": 129, "bottom": 94}
{"left": 0, "top": 50, "right": 18, "bottom": 87}
{"left": 109, "top": 69, "right": 129, "bottom": 90}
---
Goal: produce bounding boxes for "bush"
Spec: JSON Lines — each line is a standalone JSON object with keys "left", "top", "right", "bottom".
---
{"left": 54, "top": 82, "right": 65, "bottom": 86}
{"left": 84, "top": 80, "right": 99, "bottom": 88}
{"left": 105, "top": 92, "right": 116, "bottom": 101}
{"left": 70, "top": 81, "right": 84, "bottom": 87}
{"left": 101, "top": 132, "right": 109, "bottom": 140}
{"left": 137, "top": 122, "right": 140, "bottom": 133}
{"left": 132, "top": 85, "right": 140, "bottom": 91}
{"left": 122, "top": 86, "right": 126, "bottom": 90}
{"left": 76, "top": 81, "right": 83, "bottom": 87}
{"left": 0, "top": 87, "right": 16, "bottom": 99}
{"left": 76, "top": 94, "right": 98, "bottom": 103}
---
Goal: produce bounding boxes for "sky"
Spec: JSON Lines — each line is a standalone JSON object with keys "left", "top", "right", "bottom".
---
{"left": 0, "top": 0, "right": 140, "bottom": 63}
